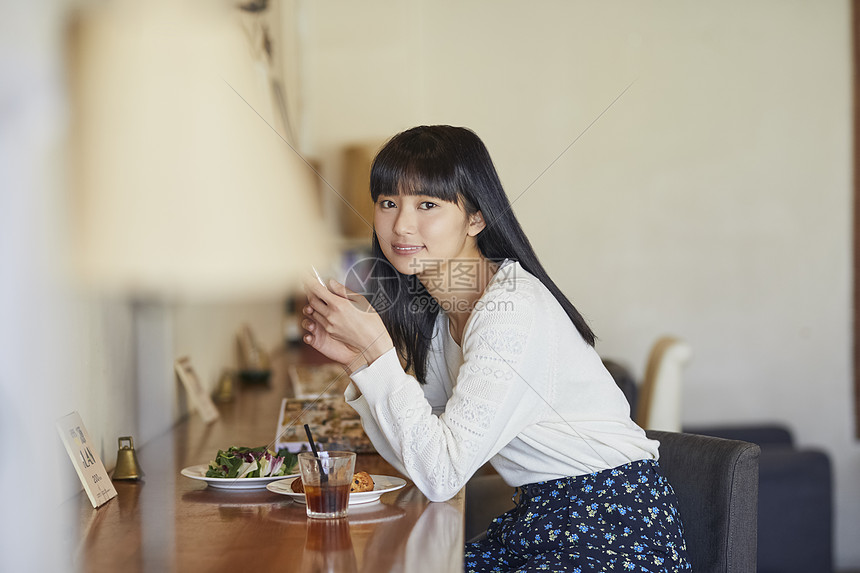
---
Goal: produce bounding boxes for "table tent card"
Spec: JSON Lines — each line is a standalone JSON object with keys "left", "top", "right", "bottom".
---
{"left": 175, "top": 357, "right": 220, "bottom": 424}
{"left": 56, "top": 411, "right": 118, "bottom": 508}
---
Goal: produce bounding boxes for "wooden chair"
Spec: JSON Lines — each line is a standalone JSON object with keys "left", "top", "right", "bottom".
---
{"left": 635, "top": 336, "right": 692, "bottom": 432}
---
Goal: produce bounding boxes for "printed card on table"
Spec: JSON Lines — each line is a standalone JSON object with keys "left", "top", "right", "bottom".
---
{"left": 275, "top": 396, "right": 375, "bottom": 454}
{"left": 288, "top": 363, "right": 350, "bottom": 398}
{"left": 56, "top": 411, "right": 117, "bottom": 508}
{"left": 174, "top": 356, "right": 220, "bottom": 424}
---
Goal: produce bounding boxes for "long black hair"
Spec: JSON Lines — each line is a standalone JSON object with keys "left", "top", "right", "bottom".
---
{"left": 368, "top": 125, "right": 595, "bottom": 383}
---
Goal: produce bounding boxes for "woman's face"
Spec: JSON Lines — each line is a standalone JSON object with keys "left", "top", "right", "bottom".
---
{"left": 373, "top": 193, "right": 485, "bottom": 280}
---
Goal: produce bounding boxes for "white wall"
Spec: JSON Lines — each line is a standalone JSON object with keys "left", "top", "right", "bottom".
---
{"left": 172, "top": 299, "right": 288, "bottom": 393}
{"left": 297, "top": 0, "right": 858, "bottom": 567}
{"left": 61, "top": 296, "right": 287, "bottom": 472}
{"left": 2, "top": 2, "right": 75, "bottom": 569}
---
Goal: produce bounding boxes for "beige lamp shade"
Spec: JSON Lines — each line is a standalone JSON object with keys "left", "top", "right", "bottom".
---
{"left": 70, "top": 0, "right": 331, "bottom": 300}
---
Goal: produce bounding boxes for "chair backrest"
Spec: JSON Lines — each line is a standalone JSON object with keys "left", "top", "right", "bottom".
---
{"left": 636, "top": 336, "right": 692, "bottom": 431}
{"left": 647, "top": 430, "right": 760, "bottom": 573}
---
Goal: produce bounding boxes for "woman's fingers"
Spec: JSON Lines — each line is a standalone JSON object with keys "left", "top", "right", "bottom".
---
{"left": 304, "top": 276, "right": 386, "bottom": 357}
{"left": 304, "top": 275, "right": 335, "bottom": 305}
{"left": 302, "top": 316, "right": 333, "bottom": 334}
{"left": 307, "top": 309, "right": 331, "bottom": 331}
{"left": 327, "top": 278, "right": 351, "bottom": 297}
{"left": 328, "top": 278, "right": 374, "bottom": 313}
{"left": 305, "top": 289, "right": 332, "bottom": 319}
{"left": 323, "top": 278, "right": 364, "bottom": 306}
{"left": 305, "top": 276, "right": 355, "bottom": 311}
{"left": 302, "top": 316, "right": 330, "bottom": 350}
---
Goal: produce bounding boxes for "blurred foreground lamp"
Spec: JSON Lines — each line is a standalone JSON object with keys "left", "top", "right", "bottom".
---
{"left": 70, "top": 0, "right": 331, "bottom": 300}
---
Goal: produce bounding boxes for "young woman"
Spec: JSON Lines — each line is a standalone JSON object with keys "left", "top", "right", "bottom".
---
{"left": 302, "top": 125, "right": 691, "bottom": 572}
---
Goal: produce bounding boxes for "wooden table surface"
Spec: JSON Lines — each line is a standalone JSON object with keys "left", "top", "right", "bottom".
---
{"left": 70, "top": 346, "right": 464, "bottom": 572}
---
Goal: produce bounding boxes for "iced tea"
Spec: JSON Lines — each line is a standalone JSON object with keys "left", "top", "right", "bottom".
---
{"left": 304, "top": 482, "right": 350, "bottom": 517}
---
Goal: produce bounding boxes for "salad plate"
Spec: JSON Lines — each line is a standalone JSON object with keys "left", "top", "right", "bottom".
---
{"left": 181, "top": 464, "right": 299, "bottom": 490}
{"left": 267, "top": 474, "right": 407, "bottom": 505}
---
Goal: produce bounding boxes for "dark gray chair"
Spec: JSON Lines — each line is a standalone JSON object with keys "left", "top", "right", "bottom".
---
{"left": 647, "top": 430, "right": 760, "bottom": 573}
{"left": 465, "top": 431, "right": 760, "bottom": 573}
{"left": 465, "top": 473, "right": 516, "bottom": 543}
{"left": 686, "top": 424, "right": 834, "bottom": 573}
{"left": 603, "top": 360, "right": 830, "bottom": 572}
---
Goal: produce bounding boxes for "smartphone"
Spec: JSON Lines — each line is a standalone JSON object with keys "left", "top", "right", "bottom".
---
{"left": 311, "top": 266, "right": 326, "bottom": 287}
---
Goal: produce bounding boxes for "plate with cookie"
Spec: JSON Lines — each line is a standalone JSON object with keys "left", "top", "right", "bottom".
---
{"left": 266, "top": 471, "right": 407, "bottom": 505}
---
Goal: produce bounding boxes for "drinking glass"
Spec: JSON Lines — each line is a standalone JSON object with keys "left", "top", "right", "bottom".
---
{"left": 297, "top": 451, "right": 356, "bottom": 519}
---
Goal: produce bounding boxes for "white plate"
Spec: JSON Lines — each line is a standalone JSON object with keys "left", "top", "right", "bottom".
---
{"left": 181, "top": 464, "right": 300, "bottom": 490}
{"left": 266, "top": 474, "right": 407, "bottom": 505}
{"left": 265, "top": 499, "right": 408, "bottom": 525}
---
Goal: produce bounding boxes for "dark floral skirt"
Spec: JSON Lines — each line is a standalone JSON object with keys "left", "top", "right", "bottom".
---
{"left": 464, "top": 459, "right": 692, "bottom": 573}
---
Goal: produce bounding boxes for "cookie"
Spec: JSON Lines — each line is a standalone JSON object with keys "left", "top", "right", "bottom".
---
{"left": 291, "top": 477, "right": 305, "bottom": 493}
{"left": 350, "top": 471, "right": 374, "bottom": 493}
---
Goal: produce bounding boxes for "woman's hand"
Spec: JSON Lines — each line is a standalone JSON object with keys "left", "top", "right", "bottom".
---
{"left": 301, "top": 311, "right": 366, "bottom": 372}
{"left": 302, "top": 277, "right": 394, "bottom": 371}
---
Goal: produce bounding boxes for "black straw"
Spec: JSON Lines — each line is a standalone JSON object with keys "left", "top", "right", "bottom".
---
{"left": 304, "top": 424, "right": 328, "bottom": 483}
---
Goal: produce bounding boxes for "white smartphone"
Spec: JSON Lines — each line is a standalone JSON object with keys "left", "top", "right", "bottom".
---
{"left": 311, "top": 266, "right": 326, "bottom": 287}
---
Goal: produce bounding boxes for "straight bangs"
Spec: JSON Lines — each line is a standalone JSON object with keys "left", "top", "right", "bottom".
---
{"left": 370, "top": 131, "right": 466, "bottom": 207}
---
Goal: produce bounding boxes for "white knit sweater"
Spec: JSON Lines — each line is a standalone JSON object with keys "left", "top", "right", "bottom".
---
{"left": 345, "top": 260, "right": 659, "bottom": 502}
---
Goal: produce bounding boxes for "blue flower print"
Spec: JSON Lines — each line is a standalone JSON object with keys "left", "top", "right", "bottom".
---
{"left": 462, "top": 459, "right": 691, "bottom": 572}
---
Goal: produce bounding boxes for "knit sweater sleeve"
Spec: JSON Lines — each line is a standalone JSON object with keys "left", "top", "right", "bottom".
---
{"left": 346, "top": 282, "right": 546, "bottom": 501}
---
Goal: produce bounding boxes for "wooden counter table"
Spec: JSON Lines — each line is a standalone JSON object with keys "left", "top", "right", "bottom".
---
{"left": 70, "top": 347, "right": 465, "bottom": 572}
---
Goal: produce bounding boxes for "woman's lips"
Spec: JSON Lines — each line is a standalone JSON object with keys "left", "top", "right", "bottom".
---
{"left": 391, "top": 244, "right": 423, "bottom": 255}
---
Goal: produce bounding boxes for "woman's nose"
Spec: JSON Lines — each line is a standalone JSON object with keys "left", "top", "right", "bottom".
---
{"left": 393, "top": 208, "right": 416, "bottom": 235}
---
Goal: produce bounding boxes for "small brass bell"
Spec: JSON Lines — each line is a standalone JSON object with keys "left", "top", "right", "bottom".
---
{"left": 213, "top": 369, "right": 236, "bottom": 403}
{"left": 112, "top": 436, "right": 144, "bottom": 481}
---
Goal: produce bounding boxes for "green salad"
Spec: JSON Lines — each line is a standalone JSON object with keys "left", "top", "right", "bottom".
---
{"left": 205, "top": 445, "right": 297, "bottom": 479}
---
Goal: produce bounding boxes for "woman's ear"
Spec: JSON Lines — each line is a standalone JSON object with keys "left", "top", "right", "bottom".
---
{"left": 467, "top": 211, "right": 487, "bottom": 237}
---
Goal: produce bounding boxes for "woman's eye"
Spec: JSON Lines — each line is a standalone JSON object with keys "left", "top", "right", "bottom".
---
{"left": 419, "top": 201, "right": 438, "bottom": 210}
{"left": 379, "top": 199, "right": 396, "bottom": 209}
